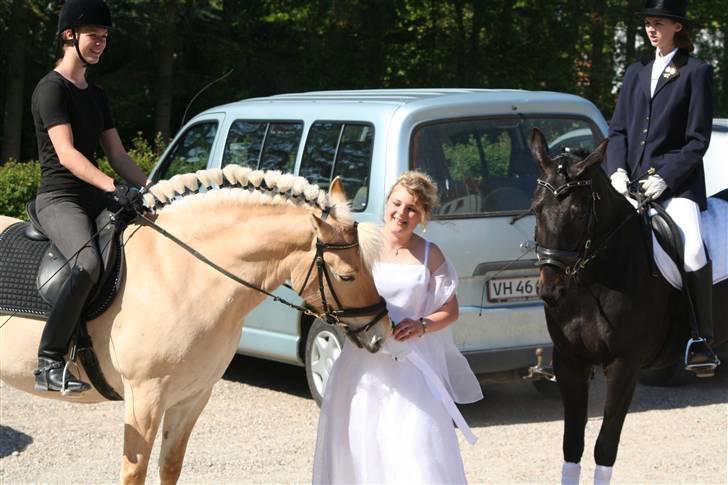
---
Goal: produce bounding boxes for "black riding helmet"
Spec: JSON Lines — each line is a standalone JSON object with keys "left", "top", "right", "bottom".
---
{"left": 57, "top": 0, "right": 113, "bottom": 66}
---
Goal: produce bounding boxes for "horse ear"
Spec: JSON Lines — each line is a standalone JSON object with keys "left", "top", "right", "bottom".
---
{"left": 328, "top": 176, "right": 348, "bottom": 205}
{"left": 311, "top": 214, "right": 336, "bottom": 241}
{"left": 573, "top": 139, "right": 608, "bottom": 177}
{"left": 529, "top": 128, "right": 552, "bottom": 174}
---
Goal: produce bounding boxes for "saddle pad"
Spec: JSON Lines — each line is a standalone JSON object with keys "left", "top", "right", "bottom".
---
{"left": 0, "top": 222, "right": 52, "bottom": 316}
{"left": 653, "top": 197, "right": 728, "bottom": 289}
{"left": 0, "top": 221, "right": 122, "bottom": 319}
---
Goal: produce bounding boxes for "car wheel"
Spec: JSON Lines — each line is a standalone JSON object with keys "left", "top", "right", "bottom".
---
{"left": 305, "top": 318, "right": 344, "bottom": 406}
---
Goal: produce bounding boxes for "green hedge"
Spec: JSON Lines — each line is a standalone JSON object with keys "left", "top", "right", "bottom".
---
{"left": 0, "top": 160, "right": 41, "bottom": 220}
{"left": 0, "top": 133, "right": 164, "bottom": 220}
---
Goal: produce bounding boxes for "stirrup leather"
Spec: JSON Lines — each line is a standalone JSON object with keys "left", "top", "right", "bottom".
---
{"left": 684, "top": 338, "right": 720, "bottom": 376}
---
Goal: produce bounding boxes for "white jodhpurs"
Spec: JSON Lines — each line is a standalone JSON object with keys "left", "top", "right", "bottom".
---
{"left": 653, "top": 197, "right": 707, "bottom": 271}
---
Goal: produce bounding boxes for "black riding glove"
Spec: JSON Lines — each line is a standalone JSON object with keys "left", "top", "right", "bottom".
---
{"left": 111, "top": 185, "right": 145, "bottom": 214}
{"left": 107, "top": 185, "right": 145, "bottom": 231}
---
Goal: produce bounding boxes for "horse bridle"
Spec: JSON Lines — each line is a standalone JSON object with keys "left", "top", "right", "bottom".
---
{"left": 297, "top": 221, "right": 389, "bottom": 339}
{"left": 138, "top": 213, "right": 388, "bottom": 337}
{"left": 534, "top": 157, "right": 635, "bottom": 277}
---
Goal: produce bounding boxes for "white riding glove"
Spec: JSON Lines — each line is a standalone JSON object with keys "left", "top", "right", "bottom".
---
{"left": 609, "top": 169, "right": 629, "bottom": 195}
{"left": 639, "top": 174, "right": 668, "bottom": 200}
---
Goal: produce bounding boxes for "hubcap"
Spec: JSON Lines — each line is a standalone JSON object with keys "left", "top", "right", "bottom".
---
{"left": 310, "top": 329, "right": 342, "bottom": 397}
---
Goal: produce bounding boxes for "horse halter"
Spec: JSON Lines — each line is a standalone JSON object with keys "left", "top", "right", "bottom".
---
{"left": 535, "top": 159, "right": 600, "bottom": 276}
{"left": 298, "top": 221, "right": 389, "bottom": 343}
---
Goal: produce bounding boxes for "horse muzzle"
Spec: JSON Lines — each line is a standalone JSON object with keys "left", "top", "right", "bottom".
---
{"left": 538, "top": 266, "right": 567, "bottom": 307}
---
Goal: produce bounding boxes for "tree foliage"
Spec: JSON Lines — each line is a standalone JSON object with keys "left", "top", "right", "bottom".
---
{"left": 0, "top": 0, "right": 726, "bottom": 167}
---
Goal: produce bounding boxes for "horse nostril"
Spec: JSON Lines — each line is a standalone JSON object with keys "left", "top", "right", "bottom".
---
{"left": 538, "top": 280, "right": 566, "bottom": 308}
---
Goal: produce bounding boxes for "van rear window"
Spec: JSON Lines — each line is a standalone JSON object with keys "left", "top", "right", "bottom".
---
{"left": 411, "top": 117, "right": 599, "bottom": 218}
{"left": 300, "top": 122, "right": 374, "bottom": 211}
{"left": 222, "top": 120, "right": 303, "bottom": 172}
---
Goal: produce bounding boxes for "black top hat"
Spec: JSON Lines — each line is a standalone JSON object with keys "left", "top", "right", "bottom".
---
{"left": 57, "top": 0, "right": 113, "bottom": 34}
{"left": 639, "top": 0, "right": 688, "bottom": 22}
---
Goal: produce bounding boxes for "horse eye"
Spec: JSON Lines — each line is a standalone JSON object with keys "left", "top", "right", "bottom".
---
{"left": 339, "top": 274, "right": 355, "bottom": 282}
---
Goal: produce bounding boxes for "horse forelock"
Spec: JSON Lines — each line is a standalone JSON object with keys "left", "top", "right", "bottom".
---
{"left": 142, "top": 167, "right": 352, "bottom": 220}
{"left": 356, "top": 222, "right": 383, "bottom": 273}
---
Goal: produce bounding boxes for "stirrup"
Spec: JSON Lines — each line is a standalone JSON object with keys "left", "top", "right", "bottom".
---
{"left": 61, "top": 360, "right": 86, "bottom": 396}
{"left": 684, "top": 338, "right": 720, "bottom": 377}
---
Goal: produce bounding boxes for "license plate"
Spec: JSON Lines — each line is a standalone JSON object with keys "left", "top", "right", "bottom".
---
{"left": 487, "top": 276, "right": 540, "bottom": 303}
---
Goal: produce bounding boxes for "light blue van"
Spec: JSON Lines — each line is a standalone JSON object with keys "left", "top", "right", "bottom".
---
{"left": 150, "top": 89, "right": 608, "bottom": 402}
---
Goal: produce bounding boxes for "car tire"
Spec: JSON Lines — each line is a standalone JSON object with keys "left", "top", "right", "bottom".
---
{"left": 305, "top": 318, "right": 344, "bottom": 406}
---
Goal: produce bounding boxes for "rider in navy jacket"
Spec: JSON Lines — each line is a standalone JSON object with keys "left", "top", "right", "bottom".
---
{"left": 607, "top": 49, "right": 712, "bottom": 210}
{"left": 607, "top": 0, "right": 719, "bottom": 374}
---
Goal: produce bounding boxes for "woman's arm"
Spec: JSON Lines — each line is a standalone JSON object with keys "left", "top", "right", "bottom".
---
{"left": 48, "top": 123, "right": 115, "bottom": 192}
{"left": 658, "top": 62, "right": 714, "bottom": 191}
{"left": 606, "top": 65, "right": 638, "bottom": 175}
{"left": 392, "top": 295, "right": 458, "bottom": 341}
{"left": 100, "top": 128, "right": 150, "bottom": 187}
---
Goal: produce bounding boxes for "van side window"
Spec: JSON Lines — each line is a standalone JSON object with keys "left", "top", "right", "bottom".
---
{"left": 222, "top": 120, "right": 303, "bottom": 172}
{"left": 300, "top": 122, "right": 374, "bottom": 211}
{"left": 155, "top": 121, "right": 218, "bottom": 181}
{"left": 411, "top": 117, "right": 598, "bottom": 217}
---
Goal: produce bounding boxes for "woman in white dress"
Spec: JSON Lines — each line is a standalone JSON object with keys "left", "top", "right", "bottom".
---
{"left": 312, "top": 171, "right": 483, "bottom": 484}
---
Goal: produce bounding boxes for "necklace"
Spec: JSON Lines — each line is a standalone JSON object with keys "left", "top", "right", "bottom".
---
{"left": 390, "top": 238, "right": 411, "bottom": 257}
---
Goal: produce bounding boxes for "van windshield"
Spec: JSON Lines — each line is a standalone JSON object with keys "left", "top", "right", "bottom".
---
{"left": 411, "top": 117, "right": 600, "bottom": 218}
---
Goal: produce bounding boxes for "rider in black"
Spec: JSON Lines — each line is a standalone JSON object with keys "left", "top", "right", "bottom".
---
{"left": 31, "top": 0, "right": 148, "bottom": 393}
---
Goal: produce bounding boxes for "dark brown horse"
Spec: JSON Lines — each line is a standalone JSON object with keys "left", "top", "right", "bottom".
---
{"left": 528, "top": 128, "right": 727, "bottom": 484}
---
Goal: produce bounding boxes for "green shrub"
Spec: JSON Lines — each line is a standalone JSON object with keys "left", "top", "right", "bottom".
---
{"left": 0, "top": 160, "right": 41, "bottom": 220}
{"left": 0, "top": 133, "right": 165, "bottom": 221}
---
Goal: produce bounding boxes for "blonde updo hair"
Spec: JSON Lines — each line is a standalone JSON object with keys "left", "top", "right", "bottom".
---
{"left": 386, "top": 171, "right": 440, "bottom": 224}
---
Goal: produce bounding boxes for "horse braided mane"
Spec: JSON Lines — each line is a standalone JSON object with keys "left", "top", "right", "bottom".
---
{"left": 142, "top": 165, "right": 352, "bottom": 222}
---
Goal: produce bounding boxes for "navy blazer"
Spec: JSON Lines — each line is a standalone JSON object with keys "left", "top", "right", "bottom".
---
{"left": 607, "top": 49, "right": 713, "bottom": 210}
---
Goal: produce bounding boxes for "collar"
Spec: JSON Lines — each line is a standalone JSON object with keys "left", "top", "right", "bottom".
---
{"left": 654, "top": 47, "right": 678, "bottom": 65}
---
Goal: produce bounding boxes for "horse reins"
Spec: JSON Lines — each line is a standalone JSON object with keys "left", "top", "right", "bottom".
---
{"left": 136, "top": 212, "right": 388, "bottom": 335}
{"left": 534, "top": 157, "right": 638, "bottom": 277}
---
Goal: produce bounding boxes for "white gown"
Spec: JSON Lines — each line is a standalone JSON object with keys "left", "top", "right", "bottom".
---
{"left": 312, "top": 241, "right": 483, "bottom": 484}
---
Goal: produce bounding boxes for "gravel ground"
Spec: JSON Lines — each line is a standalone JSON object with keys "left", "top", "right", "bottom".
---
{"left": 1, "top": 354, "right": 726, "bottom": 484}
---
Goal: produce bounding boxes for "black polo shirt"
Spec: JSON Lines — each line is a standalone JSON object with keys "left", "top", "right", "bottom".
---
{"left": 32, "top": 70, "right": 114, "bottom": 195}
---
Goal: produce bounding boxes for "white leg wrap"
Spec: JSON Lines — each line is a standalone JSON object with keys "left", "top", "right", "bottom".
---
{"left": 561, "top": 461, "right": 581, "bottom": 485}
{"left": 594, "top": 464, "right": 613, "bottom": 485}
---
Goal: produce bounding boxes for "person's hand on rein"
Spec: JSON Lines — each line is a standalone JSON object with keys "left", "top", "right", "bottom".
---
{"left": 609, "top": 169, "right": 630, "bottom": 195}
{"left": 107, "top": 185, "right": 145, "bottom": 230}
{"left": 639, "top": 174, "right": 668, "bottom": 200}
{"left": 393, "top": 318, "right": 426, "bottom": 341}
{"left": 110, "top": 184, "right": 145, "bottom": 213}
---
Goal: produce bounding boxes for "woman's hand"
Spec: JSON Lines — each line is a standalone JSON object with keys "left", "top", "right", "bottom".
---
{"left": 392, "top": 318, "right": 426, "bottom": 341}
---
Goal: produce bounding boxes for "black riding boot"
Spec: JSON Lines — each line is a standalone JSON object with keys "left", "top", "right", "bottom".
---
{"left": 683, "top": 262, "right": 720, "bottom": 377}
{"left": 34, "top": 266, "right": 93, "bottom": 393}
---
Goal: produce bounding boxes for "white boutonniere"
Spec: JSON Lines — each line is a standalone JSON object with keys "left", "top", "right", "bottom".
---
{"left": 663, "top": 64, "right": 678, "bottom": 80}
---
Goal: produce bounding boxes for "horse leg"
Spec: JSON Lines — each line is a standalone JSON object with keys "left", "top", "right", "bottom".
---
{"left": 158, "top": 388, "right": 213, "bottom": 485}
{"left": 554, "top": 347, "right": 592, "bottom": 485}
{"left": 121, "top": 383, "right": 165, "bottom": 485}
{"left": 592, "top": 357, "right": 640, "bottom": 485}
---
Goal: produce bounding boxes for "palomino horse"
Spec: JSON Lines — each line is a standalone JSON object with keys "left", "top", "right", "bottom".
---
{"left": 0, "top": 167, "right": 389, "bottom": 484}
{"left": 528, "top": 129, "right": 727, "bottom": 484}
